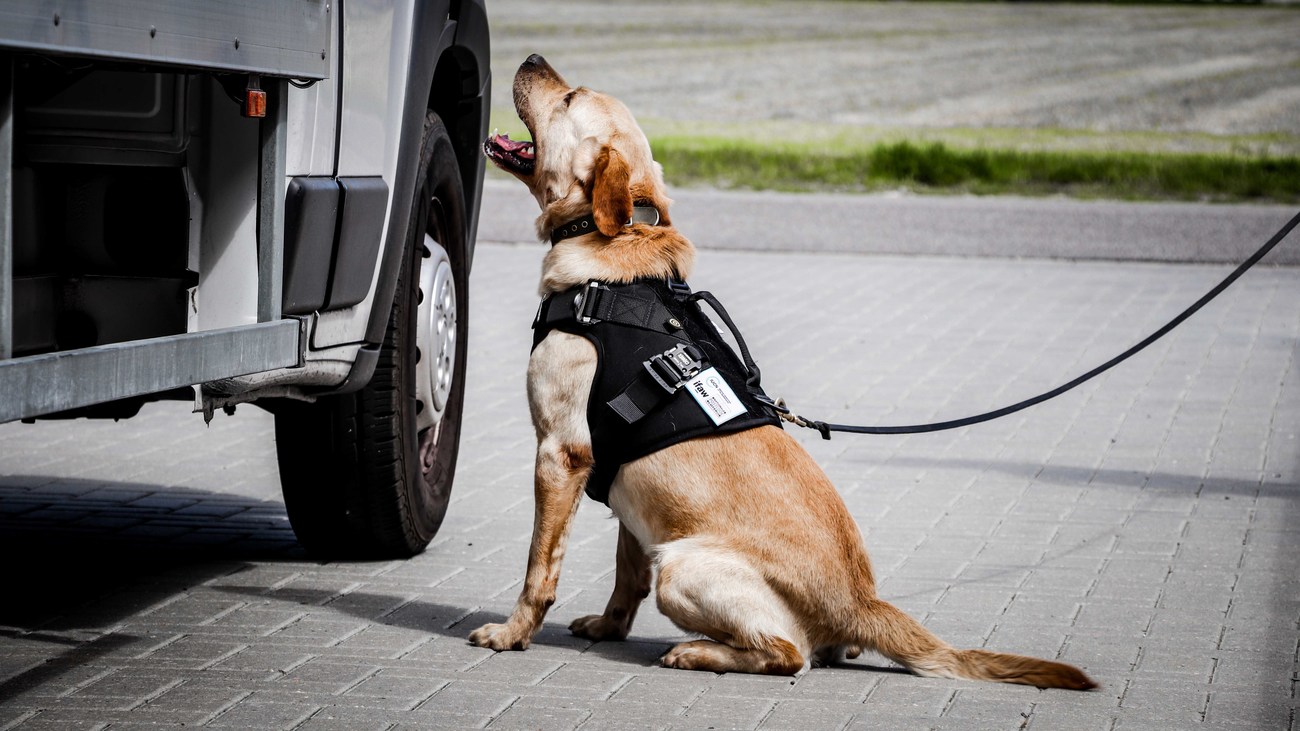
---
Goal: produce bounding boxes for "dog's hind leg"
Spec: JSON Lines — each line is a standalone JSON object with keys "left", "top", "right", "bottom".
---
{"left": 570, "top": 523, "right": 652, "bottom": 641}
{"left": 811, "top": 644, "right": 866, "bottom": 667}
{"left": 654, "top": 538, "right": 809, "bottom": 676}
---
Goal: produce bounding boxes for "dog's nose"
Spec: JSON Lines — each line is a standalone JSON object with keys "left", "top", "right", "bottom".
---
{"left": 524, "top": 53, "right": 546, "bottom": 67}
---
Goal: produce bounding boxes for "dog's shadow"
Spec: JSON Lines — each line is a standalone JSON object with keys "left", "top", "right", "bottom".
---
{"left": 215, "top": 583, "right": 911, "bottom": 677}
{"left": 370, "top": 595, "right": 911, "bottom": 677}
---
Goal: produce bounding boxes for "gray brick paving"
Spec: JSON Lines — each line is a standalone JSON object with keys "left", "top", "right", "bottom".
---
{"left": 1, "top": 234, "right": 1299, "bottom": 730}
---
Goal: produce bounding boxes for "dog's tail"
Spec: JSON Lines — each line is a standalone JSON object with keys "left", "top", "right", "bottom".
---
{"left": 853, "top": 599, "right": 1096, "bottom": 690}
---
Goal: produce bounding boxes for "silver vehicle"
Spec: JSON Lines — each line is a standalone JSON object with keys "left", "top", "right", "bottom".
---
{"left": 0, "top": 0, "right": 491, "bottom": 557}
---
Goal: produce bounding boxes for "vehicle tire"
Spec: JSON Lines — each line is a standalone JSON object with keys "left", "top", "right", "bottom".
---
{"left": 274, "top": 112, "right": 469, "bottom": 558}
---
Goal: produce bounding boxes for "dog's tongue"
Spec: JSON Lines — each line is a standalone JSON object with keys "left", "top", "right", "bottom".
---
{"left": 491, "top": 132, "right": 534, "bottom": 160}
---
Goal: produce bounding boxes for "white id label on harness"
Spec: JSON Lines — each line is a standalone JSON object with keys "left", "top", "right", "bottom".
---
{"left": 686, "top": 368, "right": 747, "bottom": 425}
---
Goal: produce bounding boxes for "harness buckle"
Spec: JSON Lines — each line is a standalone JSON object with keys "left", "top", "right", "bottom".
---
{"left": 573, "top": 281, "right": 607, "bottom": 325}
{"left": 644, "top": 343, "right": 705, "bottom": 393}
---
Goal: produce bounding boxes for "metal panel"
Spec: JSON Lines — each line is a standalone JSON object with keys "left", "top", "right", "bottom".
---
{"left": 286, "top": 17, "right": 340, "bottom": 177}
{"left": 0, "top": 55, "right": 10, "bottom": 360}
{"left": 337, "top": 0, "right": 411, "bottom": 177}
{"left": 258, "top": 78, "right": 287, "bottom": 323}
{"left": 0, "top": 0, "right": 331, "bottom": 79}
{"left": 0, "top": 320, "right": 300, "bottom": 423}
{"left": 195, "top": 77, "right": 259, "bottom": 333}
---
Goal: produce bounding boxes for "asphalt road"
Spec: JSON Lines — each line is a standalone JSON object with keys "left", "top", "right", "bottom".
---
{"left": 478, "top": 178, "right": 1300, "bottom": 265}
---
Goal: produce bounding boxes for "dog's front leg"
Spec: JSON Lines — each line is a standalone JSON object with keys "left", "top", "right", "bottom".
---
{"left": 469, "top": 332, "right": 596, "bottom": 652}
{"left": 569, "top": 523, "right": 652, "bottom": 641}
{"left": 469, "top": 440, "right": 591, "bottom": 650}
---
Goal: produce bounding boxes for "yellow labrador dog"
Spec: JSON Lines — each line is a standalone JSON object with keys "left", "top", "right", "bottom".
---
{"left": 473, "top": 54, "right": 1095, "bottom": 689}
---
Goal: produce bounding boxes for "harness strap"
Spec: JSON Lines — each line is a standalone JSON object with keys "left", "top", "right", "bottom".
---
{"left": 607, "top": 343, "right": 706, "bottom": 424}
{"left": 530, "top": 277, "right": 785, "bottom": 506}
{"left": 534, "top": 281, "right": 683, "bottom": 336}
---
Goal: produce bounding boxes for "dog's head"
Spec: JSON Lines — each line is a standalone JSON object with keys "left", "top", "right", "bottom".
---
{"left": 485, "top": 54, "right": 672, "bottom": 241}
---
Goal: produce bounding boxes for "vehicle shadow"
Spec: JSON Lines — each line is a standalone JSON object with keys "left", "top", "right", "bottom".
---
{"left": 0, "top": 476, "right": 304, "bottom": 632}
{"left": 0, "top": 475, "right": 308, "bottom": 705}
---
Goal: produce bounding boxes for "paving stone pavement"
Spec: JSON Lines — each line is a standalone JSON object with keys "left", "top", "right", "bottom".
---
{"left": 1, "top": 235, "right": 1298, "bottom": 729}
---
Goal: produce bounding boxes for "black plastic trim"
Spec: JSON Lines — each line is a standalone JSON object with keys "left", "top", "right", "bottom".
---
{"left": 327, "top": 176, "right": 388, "bottom": 309}
{"left": 282, "top": 177, "right": 339, "bottom": 315}
{"left": 445, "top": 0, "right": 490, "bottom": 266}
{"left": 328, "top": 343, "right": 380, "bottom": 394}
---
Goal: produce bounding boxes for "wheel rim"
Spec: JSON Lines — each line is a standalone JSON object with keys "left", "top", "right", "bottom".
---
{"left": 415, "top": 232, "right": 456, "bottom": 434}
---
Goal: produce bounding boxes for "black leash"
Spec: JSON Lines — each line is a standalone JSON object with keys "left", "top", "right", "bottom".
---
{"left": 775, "top": 208, "right": 1300, "bottom": 439}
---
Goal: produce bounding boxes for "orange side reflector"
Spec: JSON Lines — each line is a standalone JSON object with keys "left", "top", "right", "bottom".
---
{"left": 244, "top": 89, "right": 267, "bottom": 118}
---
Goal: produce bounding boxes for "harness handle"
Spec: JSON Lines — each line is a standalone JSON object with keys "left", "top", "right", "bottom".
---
{"left": 688, "top": 290, "right": 763, "bottom": 388}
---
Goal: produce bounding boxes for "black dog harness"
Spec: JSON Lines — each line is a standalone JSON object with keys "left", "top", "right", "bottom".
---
{"left": 532, "top": 278, "right": 782, "bottom": 504}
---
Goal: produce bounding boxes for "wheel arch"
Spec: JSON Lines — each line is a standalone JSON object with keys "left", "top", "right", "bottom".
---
{"left": 429, "top": 44, "right": 488, "bottom": 268}
{"left": 360, "top": 0, "right": 489, "bottom": 350}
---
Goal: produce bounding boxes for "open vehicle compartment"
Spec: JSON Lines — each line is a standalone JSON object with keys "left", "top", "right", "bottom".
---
{"left": 0, "top": 0, "right": 333, "bottom": 422}
{"left": 0, "top": 0, "right": 492, "bottom": 558}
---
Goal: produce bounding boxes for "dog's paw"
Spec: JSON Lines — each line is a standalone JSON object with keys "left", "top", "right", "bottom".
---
{"left": 468, "top": 622, "right": 530, "bottom": 651}
{"left": 569, "top": 614, "right": 628, "bottom": 642}
{"left": 661, "top": 642, "right": 708, "bottom": 670}
{"left": 813, "top": 644, "right": 866, "bottom": 667}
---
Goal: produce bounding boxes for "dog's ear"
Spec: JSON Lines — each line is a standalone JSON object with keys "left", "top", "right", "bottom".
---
{"left": 590, "top": 146, "right": 633, "bottom": 237}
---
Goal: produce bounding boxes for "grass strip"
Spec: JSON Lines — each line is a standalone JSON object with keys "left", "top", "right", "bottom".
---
{"left": 650, "top": 137, "right": 1300, "bottom": 203}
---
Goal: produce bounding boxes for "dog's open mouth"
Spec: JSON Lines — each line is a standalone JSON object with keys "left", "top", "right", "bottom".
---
{"left": 484, "top": 131, "right": 535, "bottom": 176}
